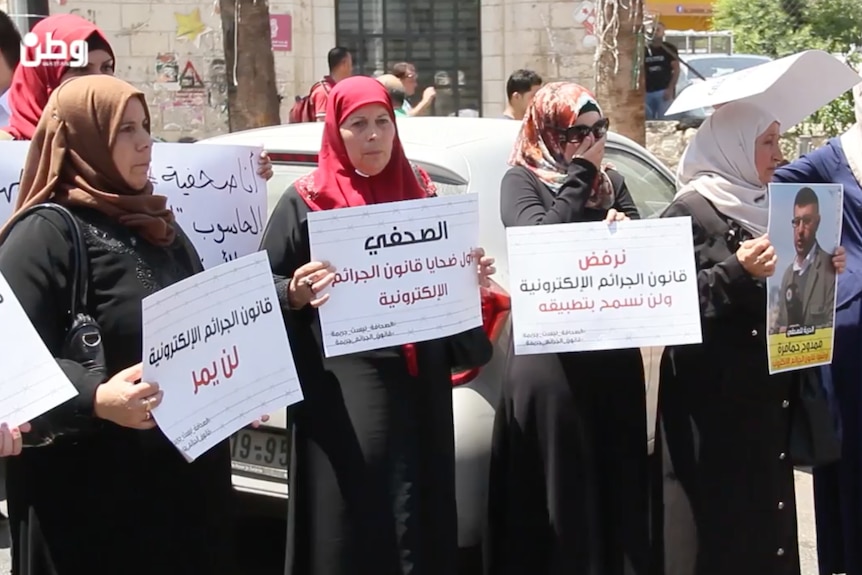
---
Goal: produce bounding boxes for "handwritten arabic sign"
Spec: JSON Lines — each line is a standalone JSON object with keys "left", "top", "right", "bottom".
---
{"left": 20, "top": 31, "right": 88, "bottom": 68}
{"left": 0, "top": 142, "right": 266, "bottom": 270}
{"left": 0, "top": 271, "right": 78, "bottom": 428}
{"left": 308, "top": 194, "right": 483, "bottom": 357}
{"left": 142, "top": 251, "right": 302, "bottom": 462}
{"left": 766, "top": 183, "right": 842, "bottom": 374}
{"left": 507, "top": 217, "right": 702, "bottom": 355}
{"left": 0, "top": 142, "right": 29, "bottom": 226}
{"left": 152, "top": 143, "right": 266, "bottom": 269}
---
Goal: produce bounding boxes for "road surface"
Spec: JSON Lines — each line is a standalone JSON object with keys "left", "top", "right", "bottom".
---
{"left": 0, "top": 470, "right": 822, "bottom": 574}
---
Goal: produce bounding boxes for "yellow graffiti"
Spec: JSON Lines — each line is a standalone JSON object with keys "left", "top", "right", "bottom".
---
{"left": 174, "top": 8, "right": 212, "bottom": 46}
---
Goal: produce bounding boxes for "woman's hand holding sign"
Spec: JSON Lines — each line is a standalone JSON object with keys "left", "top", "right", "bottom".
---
{"left": 289, "top": 261, "right": 336, "bottom": 309}
{"left": 474, "top": 248, "right": 496, "bottom": 288}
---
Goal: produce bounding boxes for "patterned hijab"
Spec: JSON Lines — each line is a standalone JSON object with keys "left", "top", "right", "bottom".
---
{"left": 509, "top": 81, "right": 614, "bottom": 208}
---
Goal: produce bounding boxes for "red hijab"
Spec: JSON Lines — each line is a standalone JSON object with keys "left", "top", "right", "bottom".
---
{"left": 295, "top": 75, "right": 428, "bottom": 211}
{"left": 4, "top": 14, "right": 114, "bottom": 141}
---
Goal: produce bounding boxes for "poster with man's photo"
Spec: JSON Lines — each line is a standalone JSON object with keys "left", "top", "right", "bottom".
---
{"left": 767, "top": 183, "right": 843, "bottom": 374}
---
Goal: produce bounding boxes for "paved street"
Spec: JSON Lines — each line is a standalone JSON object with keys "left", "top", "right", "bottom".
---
{"left": 0, "top": 470, "right": 823, "bottom": 574}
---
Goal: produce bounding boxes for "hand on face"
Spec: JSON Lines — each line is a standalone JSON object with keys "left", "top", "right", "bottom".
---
{"left": 566, "top": 133, "right": 606, "bottom": 171}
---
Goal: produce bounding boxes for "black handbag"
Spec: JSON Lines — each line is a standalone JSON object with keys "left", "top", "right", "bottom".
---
{"left": 3, "top": 203, "right": 106, "bottom": 377}
{"left": 788, "top": 369, "right": 842, "bottom": 467}
{"left": 0, "top": 203, "right": 107, "bottom": 444}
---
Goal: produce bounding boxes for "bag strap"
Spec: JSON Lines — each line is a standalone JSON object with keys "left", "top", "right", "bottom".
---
{"left": 0, "top": 203, "right": 89, "bottom": 318}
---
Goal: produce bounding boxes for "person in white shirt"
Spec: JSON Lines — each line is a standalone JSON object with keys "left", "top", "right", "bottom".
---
{"left": 0, "top": 9, "right": 22, "bottom": 131}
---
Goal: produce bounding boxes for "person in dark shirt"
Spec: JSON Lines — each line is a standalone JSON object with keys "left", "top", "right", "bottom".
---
{"left": 264, "top": 75, "right": 495, "bottom": 575}
{"left": 644, "top": 22, "right": 679, "bottom": 120}
{"left": 484, "top": 81, "right": 649, "bottom": 575}
{"left": 502, "top": 69, "right": 542, "bottom": 120}
{"left": 0, "top": 74, "right": 237, "bottom": 575}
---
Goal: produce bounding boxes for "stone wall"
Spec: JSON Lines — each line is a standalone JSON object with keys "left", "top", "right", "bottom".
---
{"left": 10, "top": 0, "right": 333, "bottom": 141}
{"left": 7, "top": 0, "right": 600, "bottom": 137}
{"left": 645, "top": 121, "right": 830, "bottom": 172}
{"left": 481, "top": 0, "right": 598, "bottom": 116}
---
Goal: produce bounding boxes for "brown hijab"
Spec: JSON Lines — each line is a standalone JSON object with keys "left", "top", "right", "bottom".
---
{"left": 1, "top": 75, "right": 175, "bottom": 246}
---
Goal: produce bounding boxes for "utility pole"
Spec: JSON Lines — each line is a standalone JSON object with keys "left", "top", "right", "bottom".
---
{"left": 594, "top": 0, "right": 646, "bottom": 146}
{"left": 219, "top": 0, "right": 281, "bottom": 131}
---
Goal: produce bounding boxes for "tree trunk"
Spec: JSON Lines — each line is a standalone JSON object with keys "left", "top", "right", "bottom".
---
{"left": 595, "top": 1, "right": 646, "bottom": 146}
{"left": 219, "top": 0, "right": 281, "bottom": 131}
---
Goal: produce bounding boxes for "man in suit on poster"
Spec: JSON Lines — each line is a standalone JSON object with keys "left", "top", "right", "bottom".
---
{"left": 778, "top": 187, "right": 837, "bottom": 329}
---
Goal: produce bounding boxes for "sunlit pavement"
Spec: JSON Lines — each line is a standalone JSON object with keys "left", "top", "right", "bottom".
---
{"left": 0, "top": 471, "right": 820, "bottom": 574}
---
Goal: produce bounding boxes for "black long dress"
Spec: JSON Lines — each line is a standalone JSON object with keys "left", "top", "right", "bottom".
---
{"left": 261, "top": 186, "right": 493, "bottom": 575}
{"left": 484, "top": 159, "right": 650, "bottom": 575}
{"left": 0, "top": 207, "right": 236, "bottom": 575}
{"left": 653, "top": 192, "right": 799, "bottom": 575}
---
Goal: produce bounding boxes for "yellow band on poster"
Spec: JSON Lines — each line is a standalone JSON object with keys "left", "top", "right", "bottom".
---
{"left": 768, "top": 327, "right": 833, "bottom": 372}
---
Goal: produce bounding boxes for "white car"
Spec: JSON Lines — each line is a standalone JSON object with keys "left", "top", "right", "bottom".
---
{"left": 204, "top": 116, "right": 678, "bottom": 557}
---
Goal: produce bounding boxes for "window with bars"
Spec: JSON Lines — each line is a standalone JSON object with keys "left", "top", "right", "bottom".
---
{"left": 335, "top": 0, "right": 482, "bottom": 117}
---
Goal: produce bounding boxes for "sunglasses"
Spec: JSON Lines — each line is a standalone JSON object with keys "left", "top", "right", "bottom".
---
{"left": 560, "top": 118, "right": 610, "bottom": 144}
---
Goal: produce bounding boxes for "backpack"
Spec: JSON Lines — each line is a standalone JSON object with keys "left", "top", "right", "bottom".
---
{"left": 288, "top": 80, "right": 331, "bottom": 123}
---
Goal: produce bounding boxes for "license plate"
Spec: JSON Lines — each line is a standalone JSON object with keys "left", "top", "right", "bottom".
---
{"left": 229, "top": 428, "right": 289, "bottom": 481}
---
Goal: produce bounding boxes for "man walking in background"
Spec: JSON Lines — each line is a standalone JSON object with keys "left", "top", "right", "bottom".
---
{"left": 502, "top": 69, "right": 542, "bottom": 120}
{"left": 391, "top": 62, "right": 436, "bottom": 116}
{"left": 644, "top": 22, "right": 679, "bottom": 120}
{"left": 376, "top": 74, "right": 409, "bottom": 117}
{"left": 289, "top": 46, "right": 352, "bottom": 123}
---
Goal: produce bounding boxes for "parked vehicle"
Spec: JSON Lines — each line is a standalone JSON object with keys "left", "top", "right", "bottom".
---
{"left": 203, "top": 116, "right": 678, "bottom": 554}
{"left": 667, "top": 53, "right": 773, "bottom": 127}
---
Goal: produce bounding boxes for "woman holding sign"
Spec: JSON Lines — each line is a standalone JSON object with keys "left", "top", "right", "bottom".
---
{"left": 0, "top": 76, "right": 237, "bottom": 575}
{"left": 484, "top": 82, "right": 649, "bottom": 575}
{"left": 261, "top": 75, "right": 495, "bottom": 575}
{"left": 655, "top": 101, "right": 845, "bottom": 575}
{"left": 772, "top": 83, "right": 862, "bottom": 575}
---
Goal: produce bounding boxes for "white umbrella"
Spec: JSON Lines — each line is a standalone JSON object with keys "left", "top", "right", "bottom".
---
{"left": 665, "top": 50, "right": 862, "bottom": 132}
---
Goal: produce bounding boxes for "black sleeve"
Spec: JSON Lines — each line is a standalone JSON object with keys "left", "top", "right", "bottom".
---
{"left": 608, "top": 169, "right": 641, "bottom": 220}
{"left": 0, "top": 213, "right": 105, "bottom": 443}
{"left": 662, "top": 199, "right": 755, "bottom": 319}
{"left": 500, "top": 160, "right": 599, "bottom": 227}
{"left": 446, "top": 326, "right": 493, "bottom": 370}
{"left": 259, "top": 185, "right": 315, "bottom": 323}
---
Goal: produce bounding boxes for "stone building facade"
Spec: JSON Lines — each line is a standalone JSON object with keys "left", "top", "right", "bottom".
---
{"left": 1, "top": 0, "right": 600, "bottom": 140}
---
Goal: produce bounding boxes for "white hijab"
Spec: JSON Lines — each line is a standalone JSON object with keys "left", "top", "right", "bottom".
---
{"left": 675, "top": 101, "right": 779, "bottom": 236}
{"left": 838, "top": 82, "right": 862, "bottom": 186}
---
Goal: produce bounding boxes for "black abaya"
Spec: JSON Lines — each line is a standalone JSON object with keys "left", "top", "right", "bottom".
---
{"left": 484, "top": 161, "right": 650, "bottom": 575}
{"left": 261, "top": 186, "right": 492, "bottom": 575}
{"left": 0, "top": 208, "right": 236, "bottom": 575}
{"left": 653, "top": 193, "right": 800, "bottom": 575}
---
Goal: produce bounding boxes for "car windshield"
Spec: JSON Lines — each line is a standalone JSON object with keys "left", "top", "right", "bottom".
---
{"left": 266, "top": 163, "right": 469, "bottom": 219}
{"left": 677, "top": 56, "right": 770, "bottom": 90}
{"left": 269, "top": 149, "right": 676, "bottom": 221}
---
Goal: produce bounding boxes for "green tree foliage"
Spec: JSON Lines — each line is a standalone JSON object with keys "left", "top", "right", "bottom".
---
{"left": 713, "top": 0, "right": 862, "bottom": 136}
